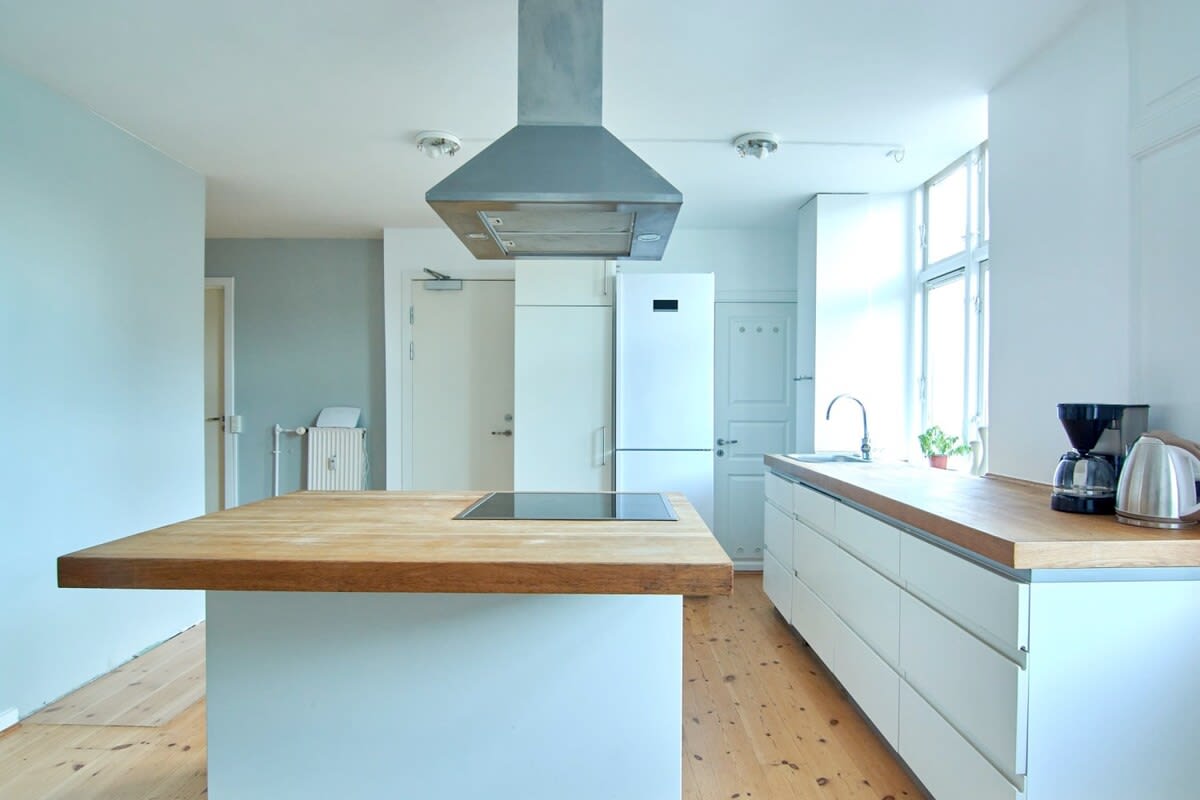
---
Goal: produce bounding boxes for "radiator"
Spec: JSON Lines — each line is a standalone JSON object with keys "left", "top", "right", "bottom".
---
{"left": 305, "top": 427, "right": 366, "bottom": 490}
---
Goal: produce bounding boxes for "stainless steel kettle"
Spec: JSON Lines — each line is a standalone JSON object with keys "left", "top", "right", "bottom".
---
{"left": 1115, "top": 431, "right": 1200, "bottom": 529}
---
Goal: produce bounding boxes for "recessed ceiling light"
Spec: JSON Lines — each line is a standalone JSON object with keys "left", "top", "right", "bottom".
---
{"left": 636, "top": 233, "right": 661, "bottom": 242}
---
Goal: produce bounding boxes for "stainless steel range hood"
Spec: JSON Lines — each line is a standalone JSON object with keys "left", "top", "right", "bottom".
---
{"left": 425, "top": 0, "right": 681, "bottom": 260}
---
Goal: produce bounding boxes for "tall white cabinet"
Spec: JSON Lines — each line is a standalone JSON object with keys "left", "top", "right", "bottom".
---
{"left": 513, "top": 261, "right": 614, "bottom": 491}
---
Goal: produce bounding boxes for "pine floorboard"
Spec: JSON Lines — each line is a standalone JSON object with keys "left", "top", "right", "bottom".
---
{"left": 1, "top": 576, "right": 923, "bottom": 799}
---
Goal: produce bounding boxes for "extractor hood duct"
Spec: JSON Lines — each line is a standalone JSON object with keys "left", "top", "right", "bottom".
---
{"left": 425, "top": 0, "right": 682, "bottom": 260}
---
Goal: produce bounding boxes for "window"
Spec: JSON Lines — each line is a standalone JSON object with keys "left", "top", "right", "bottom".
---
{"left": 918, "top": 144, "right": 989, "bottom": 449}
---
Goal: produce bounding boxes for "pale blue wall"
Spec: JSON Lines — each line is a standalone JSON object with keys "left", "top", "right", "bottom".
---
{"left": 205, "top": 239, "right": 386, "bottom": 500}
{"left": 0, "top": 64, "right": 206, "bottom": 718}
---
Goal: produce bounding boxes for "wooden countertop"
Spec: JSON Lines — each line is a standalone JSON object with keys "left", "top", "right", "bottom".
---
{"left": 764, "top": 455, "right": 1200, "bottom": 570}
{"left": 58, "top": 491, "right": 733, "bottom": 595}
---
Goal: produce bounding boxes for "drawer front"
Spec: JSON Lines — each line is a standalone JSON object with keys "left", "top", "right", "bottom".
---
{"left": 899, "top": 682, "right": 1024, "bottom": 800}
{"left": 764, "top": 470, "right": 793, "bottom": 512}
{"left": 792, "top": 482, "right": 836, "bottom": 534}
{"left": 790, "top": 575, "right": 838, "bottom": 669}
{"left": 834, "top": 504, "right": 900, "bottom": 577}
{"left": 837, "top": 621, "right": 900, "bottom": 748}
{"left": 901, "top": 594, "right": 1027, "bottom": 778}
{"left": 762, "top": 550, "right": 792, "bottom": 623}
{"left": 794, "top": 520, "right": 899, "bottom": 666}
{"left": 901, "top": 533, "right": 1029, "bottom": 653}
{"left": 763, "top": 501, "right": 793, "bottom": 570}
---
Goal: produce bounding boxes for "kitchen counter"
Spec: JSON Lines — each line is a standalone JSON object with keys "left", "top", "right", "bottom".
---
{"left": 59, "top": 490, "right": 730, "bottom": 800}
{"left": 765, "top": 455, "right": 1200, "bottom": 570}
{"left": 58, "top": 490, "right": 732, "bottom": 595}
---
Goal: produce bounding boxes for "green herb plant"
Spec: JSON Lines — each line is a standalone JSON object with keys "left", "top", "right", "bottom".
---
{"left": 917, "top": 425, "right": 971, "bottom": 458}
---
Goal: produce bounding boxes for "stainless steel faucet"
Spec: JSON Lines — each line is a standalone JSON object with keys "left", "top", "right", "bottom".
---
{"left": 825, "top": 394, "right": 871, "bottom": 461}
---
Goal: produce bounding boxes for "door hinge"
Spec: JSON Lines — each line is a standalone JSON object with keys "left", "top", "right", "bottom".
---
{"left": 409, "top": 305, "right": 414, "bottom": 325}
{"left": 409, "top": 342, "right": 414, "bottom": 361}
{"left": 918, "top": 223, "right": 928, "bottom": 251}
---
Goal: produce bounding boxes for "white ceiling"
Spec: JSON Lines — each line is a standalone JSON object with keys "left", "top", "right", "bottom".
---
{"left": 0, "top": 0, "right": 1089, "bottom": 237}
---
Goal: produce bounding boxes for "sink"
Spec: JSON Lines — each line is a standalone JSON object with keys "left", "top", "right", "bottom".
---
{"left": 785, "top": 453, "right": 868, "bottom": 463}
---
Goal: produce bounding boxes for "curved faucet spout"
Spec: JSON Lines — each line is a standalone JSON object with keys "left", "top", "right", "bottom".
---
{"left": 825, "top": 394, "right": 871, "bottom": 461}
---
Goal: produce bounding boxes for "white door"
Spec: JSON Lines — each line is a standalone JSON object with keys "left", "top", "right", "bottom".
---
{"left": 714, "top": 302, "right": 796, "bottom": 569}
{"left": 204, "top": 278, "right": 236, "bottom": 511}
{"left": 514, "top": 305, "right": 612, "bottom": 491}
{"left": 410, "top": 279, "right": 514, "bottom": 491}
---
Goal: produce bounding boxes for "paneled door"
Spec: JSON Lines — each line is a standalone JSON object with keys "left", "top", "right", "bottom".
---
{"left": 409, "top": 279, "right": 515, "bottom": 490}
{"left": 714, "top": 302, "right": 796, "bottom": 569}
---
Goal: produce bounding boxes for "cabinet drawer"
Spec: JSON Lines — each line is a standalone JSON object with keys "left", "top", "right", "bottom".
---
{"left": 763, "top": 550, "right": 792, "bottom": 624}
{"left": 901, "top": 594, "right": 1027, "bottom": 779}
{"left": 763, "top": 500, "right": 792, "bottom": 570}
{"left": 764, "top": 471, "right": 793, "bottom": 512}
{"left": 792, "top": 482, "right": 835, "bottom": 534}
{"left": 901, "top": 533, "right": 1029, "bottom": 653}
{"left": 790, "top": 575, "right": 838, "bottom": 669}
{"left": 899, "top": 682, "right": 1024, "bottom": 800}
{"left": 794, "top": 520, "right": 899, "bottom": 666}
{"left": 837, "top": 620, "right": 899, "bottom": 748}
{"left": 834, "top": 504, "right": 900, "bottom": 577}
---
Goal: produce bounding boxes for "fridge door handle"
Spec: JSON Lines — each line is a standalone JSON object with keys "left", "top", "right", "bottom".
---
{"left": 601, "top": 425, "right": 608, "bottom": 466}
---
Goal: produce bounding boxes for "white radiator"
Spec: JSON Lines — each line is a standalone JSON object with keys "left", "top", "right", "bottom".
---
{"left": 305, "top": 427, "right": 367, "bottom": 490}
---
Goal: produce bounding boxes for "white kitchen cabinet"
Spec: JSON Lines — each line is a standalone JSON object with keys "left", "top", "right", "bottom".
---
{"left": 899, "top": 682, "right": 1024, "bottom": 800}
{"left": 513, "top": 305, "right": 612, "bottom": 491}
{"left": 763, "top": 499, "right": 792, "bottom": 570}
{"left": 900, "top": 593, "right": 1027, "bottom": 780}
{"left": 762, "top": 550, "right": 791, "bottom": 624}
{"left": 514, "top": 260, "right": 613, "bottom": 306}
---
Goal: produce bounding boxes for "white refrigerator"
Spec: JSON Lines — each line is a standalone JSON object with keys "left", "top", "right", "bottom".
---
{"left": 614, "top": 273, "right": 715, "bottom": 530}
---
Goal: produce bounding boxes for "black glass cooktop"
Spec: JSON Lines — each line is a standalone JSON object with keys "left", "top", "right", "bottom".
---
{"left": 455, "top": 492, "right": 677, "bottom": 521}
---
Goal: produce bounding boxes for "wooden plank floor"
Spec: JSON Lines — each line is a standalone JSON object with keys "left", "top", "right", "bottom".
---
{"left": 0, "top": 576, "right": 923, "bottom": 799}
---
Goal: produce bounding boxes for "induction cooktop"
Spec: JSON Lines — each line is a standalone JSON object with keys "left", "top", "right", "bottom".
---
{"left": 455, "top": 492, "right": 678, "bottom": 521}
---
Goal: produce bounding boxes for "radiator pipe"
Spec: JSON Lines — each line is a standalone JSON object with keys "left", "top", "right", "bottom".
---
{"left": 272, "top": 424, "right": 308, "bottom": 497}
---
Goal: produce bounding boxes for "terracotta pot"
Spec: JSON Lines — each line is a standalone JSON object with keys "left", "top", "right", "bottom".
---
{"left": 928, "top": 454, "right": 949, "bottom": 469}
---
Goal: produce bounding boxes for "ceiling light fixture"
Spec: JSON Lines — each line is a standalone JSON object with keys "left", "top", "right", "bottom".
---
{"left": 415, "top": 131, "right": 462, "bottom": 159}
{"left": 733, "top": 132, "right": 781, "bottom": 160}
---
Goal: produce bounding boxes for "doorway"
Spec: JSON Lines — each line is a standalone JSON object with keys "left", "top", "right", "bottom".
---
{"left": 204, "top": 278, "right": 237, "bottom": 511}
{"left": 713, "top": 302, "right": 797, "bottom": 569}
{"left": 404, "top": 278, "right": 515, "bottom": 490}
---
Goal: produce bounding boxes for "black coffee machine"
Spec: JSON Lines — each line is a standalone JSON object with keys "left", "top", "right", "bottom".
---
{"left": 1051, "top": 403, "right": 1149, "bottom": 514}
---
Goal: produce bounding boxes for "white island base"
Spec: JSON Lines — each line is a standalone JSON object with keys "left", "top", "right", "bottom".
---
{"left": 206, "top": 591, "right": 682, "bottom": 800}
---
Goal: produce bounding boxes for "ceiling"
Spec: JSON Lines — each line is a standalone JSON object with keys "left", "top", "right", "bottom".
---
{"left": 0, "top": 0, "right": 1089, "bottom": 237}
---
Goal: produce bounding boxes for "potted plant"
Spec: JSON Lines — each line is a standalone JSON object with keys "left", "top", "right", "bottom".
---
{"left": 918, "top": 425, "right": 970, "bottom": 469}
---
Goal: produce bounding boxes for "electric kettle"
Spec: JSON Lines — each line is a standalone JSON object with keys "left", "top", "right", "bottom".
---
{"left": 1115, "top": 431, "right": 1200, "bottom": 529}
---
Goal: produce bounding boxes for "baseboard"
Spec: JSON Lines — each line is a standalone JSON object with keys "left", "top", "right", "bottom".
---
{"left": 0, "top": 707, "right": 18, "bottom": 732}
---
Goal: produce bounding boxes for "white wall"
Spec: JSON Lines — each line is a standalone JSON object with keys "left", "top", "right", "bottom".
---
{"left": 0, "top": 64, "right": 206, "bottom": 718}
{"left": 989, "top": 0, "right": 1200, "bottom": 481}
{"left": 806, "top": 194, "right": 913, "bottom": 458}
{"left": 988, "top": 0, "right": 1133, "bottom": 481}
{"left": 1128, "top": 0, "right": 1200, "bottom": 440}
{"left": 618, "top": 227, "right": 797, "bottom": 302}
{"left": 382, "top": 227, "right": 796, "bottom": 488}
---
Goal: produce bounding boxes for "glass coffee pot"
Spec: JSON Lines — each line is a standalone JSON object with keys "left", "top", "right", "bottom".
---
{"left": 1051, "top": 404, "right": 1123, "bottom": 514}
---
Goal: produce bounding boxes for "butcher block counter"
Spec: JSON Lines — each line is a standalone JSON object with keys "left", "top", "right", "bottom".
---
{"left": 764, "top": 454, "right": 1200, "bottom": 570}
{"left": 59, "top": 490, "right": 730, "bottom": 800}
{"left": 57, "top": 490, "right": 733, "bottom": 595}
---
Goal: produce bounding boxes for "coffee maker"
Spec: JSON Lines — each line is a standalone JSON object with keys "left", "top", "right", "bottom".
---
{"left": 1051, "top": 403, "right": 1149, "bottom": 514}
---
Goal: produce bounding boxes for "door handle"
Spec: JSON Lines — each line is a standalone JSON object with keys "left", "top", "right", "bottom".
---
{"left": 716, "top": 438, "right": 739, "bottom": 446}
{"left": 491, "top": 429, "right": 513, "bottom": 437}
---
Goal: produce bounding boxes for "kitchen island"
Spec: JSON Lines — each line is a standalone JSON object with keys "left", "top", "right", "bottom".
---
{"left": 59, "top": 490, "right": 732, "bottom": 800}
{"left": 763, "top": 455, "right": 1200, "bottom": 800}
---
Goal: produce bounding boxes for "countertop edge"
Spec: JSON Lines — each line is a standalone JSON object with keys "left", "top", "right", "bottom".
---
{"left": 764, "top": 455, "right": 1200, "bottom": 570}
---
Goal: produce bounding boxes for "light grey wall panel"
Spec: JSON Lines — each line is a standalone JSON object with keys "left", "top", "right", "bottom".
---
{"left": 205, "top": 239, "right": 385, "bottom": 499}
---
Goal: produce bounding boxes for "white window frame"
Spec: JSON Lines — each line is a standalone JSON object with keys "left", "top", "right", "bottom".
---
{"left": 917, "top": 143, "right": 989, "bottom": 448}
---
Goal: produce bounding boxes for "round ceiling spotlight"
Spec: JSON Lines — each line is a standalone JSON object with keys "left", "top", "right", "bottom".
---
{"left": 733, "top": 132, "right": 781, "bottom": 160}
{"left": 415, "top": 130, "right": 462, "bottom": 159}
